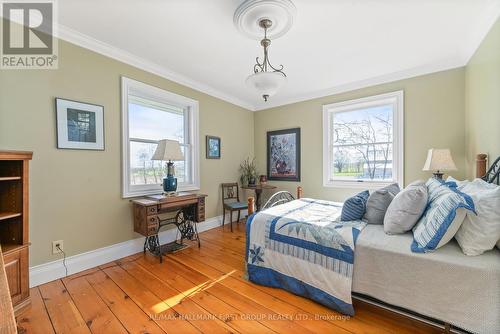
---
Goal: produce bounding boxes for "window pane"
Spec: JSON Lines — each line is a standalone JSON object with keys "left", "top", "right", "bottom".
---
{"left": 332, "top": 144, "right": 393, "bottom": 181}
{"left": 129, "top": 100, "right": 185, "bottom": 143}
{"left": 130, "top": 141, "right": 187, "bottom": 185}
{"left": 332, "top": 105, "right": 393, "bottom": 181}
{"left": 175, "top": 145, "right": 191, "bottom": 184}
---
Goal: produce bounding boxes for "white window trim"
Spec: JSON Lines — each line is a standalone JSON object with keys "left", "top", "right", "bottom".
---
{"left": 121, "top": 77, "right": 200, "bottom": 198}
{"left": 322, "top": 90, "right": 404, "bottom": 189}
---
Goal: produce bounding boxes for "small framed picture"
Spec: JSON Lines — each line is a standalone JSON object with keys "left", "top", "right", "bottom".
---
{"left": 55, "top": 98, "right": 104, "bottom": 150}
{"left": 206, "top": 135, "right": 221, "bottom": 159}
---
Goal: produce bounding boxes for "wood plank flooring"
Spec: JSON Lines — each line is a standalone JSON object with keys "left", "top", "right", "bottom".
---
{"left": 16, "top": 222, "right": 443, "bottom": 334}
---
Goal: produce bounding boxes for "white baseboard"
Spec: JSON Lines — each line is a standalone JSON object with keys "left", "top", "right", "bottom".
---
{"left": 29, "top": 213, "right": 241, "bottom": 287}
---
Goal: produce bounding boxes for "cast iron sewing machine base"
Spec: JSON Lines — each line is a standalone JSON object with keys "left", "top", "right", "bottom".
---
{"left": 143, "top": 208, "right": 200, "bottom": 263}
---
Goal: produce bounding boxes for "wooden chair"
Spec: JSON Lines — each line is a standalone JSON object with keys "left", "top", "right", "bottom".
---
{"left": 221, "top": 183, "right": 248, "bottom": 232}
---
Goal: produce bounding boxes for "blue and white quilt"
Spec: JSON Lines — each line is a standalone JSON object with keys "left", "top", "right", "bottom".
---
{"left": 246, "top": 198, "right": 366, "bottom": 316}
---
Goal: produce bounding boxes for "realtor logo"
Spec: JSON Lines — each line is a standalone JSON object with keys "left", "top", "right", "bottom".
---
{"left": 1, "top": 0, "right": 58, "bottom": 69}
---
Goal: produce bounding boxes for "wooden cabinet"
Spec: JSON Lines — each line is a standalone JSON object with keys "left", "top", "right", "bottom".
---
{"left": 3, "top": 245, "right": 29, "bottom": 306}
{"left": 0, "top": 246, "right": 16, "bottom": 334}
{"left": 0, "top": 150, "right": 32, "bottom": 315}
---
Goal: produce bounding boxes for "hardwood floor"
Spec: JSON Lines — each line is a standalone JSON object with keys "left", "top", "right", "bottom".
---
{"left": 16, "top": 222, "right": 442, "bottom": 334}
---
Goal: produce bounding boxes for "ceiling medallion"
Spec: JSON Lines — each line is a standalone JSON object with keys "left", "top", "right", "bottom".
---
{"left": 234, "top": 0, "right": 296, "bottom": 102}
{"left": 233, "top": 0, "right": 296, "bottom": 40}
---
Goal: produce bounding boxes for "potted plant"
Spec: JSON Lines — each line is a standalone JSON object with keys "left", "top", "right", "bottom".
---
{"left": 239, "top": 157, "right": 258, "bottom": 186}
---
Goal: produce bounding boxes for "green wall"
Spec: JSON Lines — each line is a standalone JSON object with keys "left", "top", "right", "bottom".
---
{"left": 254, "top": 68, "right": 466, "bottom": 202}
{"left": 465, "top": 18, "right": 500, "bottom": 178}
{"left": 0, "top": 40, "right": 254, "bottom": 266}
{"left": 1, "top": 17, "right": 498, "bottom": 269}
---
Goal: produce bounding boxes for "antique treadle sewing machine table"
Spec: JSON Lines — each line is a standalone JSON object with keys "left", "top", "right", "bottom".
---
{"left": 132, "top": 192, "right": 207, "bottom": 262}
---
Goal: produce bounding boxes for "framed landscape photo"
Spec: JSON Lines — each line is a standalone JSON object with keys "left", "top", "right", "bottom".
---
{"left": 55, "top": 98, "right": 104, "bottom": 150}
{"left": 267, "top": 128, "right": 300, "bottom": 181}
{"left": 206, "top": 135, "right": 221, "bottom": 159}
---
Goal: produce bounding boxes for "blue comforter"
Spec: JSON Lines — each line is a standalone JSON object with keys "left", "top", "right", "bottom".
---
{"left": 246, "top": 198, "right": 366, "bottom": 315}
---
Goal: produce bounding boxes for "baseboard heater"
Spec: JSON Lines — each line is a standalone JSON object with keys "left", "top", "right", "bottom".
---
{"left": 352, "top": 293, "right": 471, "bottom": 334}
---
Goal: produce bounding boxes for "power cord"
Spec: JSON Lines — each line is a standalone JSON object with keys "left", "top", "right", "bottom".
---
{"left": 56, "top": 245, "right": 68, "bottom": 277}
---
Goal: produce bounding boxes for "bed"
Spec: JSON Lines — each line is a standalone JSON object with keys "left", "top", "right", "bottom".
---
{"left": 245, "top": 155, "right": 500, "bottom": 333}
{"left": 353, "top": 224, "right": 500, "bottom": 334}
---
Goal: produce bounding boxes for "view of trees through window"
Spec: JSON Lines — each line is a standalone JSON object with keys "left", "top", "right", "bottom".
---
{"left": 128, "top": 98, "right": 188, "bottom": 186}
{"left": 332, "top": 105, "right": 393, "bottom": 181}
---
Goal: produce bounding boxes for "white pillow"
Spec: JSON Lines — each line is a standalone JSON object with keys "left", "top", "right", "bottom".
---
{"left": 454, "top": 179, "right": 500, "bottom": 256}
{"left": 445, "top": 176, "right": 470, "bottom": 188}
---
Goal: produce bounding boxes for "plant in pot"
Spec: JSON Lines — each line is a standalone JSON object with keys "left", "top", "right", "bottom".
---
{"left": 239, "top": 157, "right": 258, "bottom": 187}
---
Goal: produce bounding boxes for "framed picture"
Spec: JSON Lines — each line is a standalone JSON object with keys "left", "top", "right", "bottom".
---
{"left": 267, "top": 127, "right": 300, "bottom": 181}
{"left": 55, "top": 98, "right": 104, "bottom": 150}
{"left": 206, "top": 135, "right": 221, "bottom": 159}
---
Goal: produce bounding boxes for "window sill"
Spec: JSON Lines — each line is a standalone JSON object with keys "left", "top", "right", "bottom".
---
{"left": 122, "top": 184, "right": 201, "bottom": 199}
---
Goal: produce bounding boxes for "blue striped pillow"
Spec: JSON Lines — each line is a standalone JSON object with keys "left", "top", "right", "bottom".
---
{"left": 411, "top": 178, "right": 475, "bottom": 253}
{"left": 341, "top": 190, "right": 370, "bottom": 221}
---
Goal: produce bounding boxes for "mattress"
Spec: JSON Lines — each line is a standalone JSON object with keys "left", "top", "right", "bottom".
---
{"left": 352, "top": 224, "right": 500, "bottom": 334}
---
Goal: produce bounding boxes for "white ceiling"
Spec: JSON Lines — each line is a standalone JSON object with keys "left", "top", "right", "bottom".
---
{"left": 57, "top": 0, "right": 500, "bottom": 111}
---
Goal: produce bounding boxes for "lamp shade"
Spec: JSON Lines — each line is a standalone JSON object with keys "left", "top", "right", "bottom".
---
{"left": 246, "top": 71, "right": 286, "bottom": 100}
{"left": 422, "top": 149, "right": 457, "bottom": 172}
{"left": 151, "top": 139, "right": 184, "bottom": 161}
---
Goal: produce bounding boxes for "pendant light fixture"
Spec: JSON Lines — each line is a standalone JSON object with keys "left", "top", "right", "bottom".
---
{"left": 234, "top": 0, "right": 296, "bottom": 102}
{"left": 245, "top": 19, "right": 287, "bottom": 102}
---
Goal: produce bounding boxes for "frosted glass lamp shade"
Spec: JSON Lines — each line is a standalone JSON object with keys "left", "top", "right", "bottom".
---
{"left": 246, "top": 71, "right": 286, "bottom": 100}
{"left": 151, "top": 139, "right": 183, "bottom": 161}
{"left": 422, "top": 149, "right": 457, "bottom": 172}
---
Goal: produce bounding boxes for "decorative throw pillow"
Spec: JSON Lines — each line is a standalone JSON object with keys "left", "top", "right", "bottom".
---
{"left": 341, "top": 190, "right": 369, "bottom": 221}
{"left": 364, "top": 183, "right": 400, "bottom": 224}
{"left": 384, "top": 180, "right": 428, "bottom": 234}
{"left": 454, "top": 179, "right": 500, "bottom": 256}
{"left": 411, "top": 178, "right": 475, "bottom": 253}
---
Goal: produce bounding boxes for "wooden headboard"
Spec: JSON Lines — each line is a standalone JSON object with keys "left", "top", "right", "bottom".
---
{"left": 476, "top": 154, "right": 487, "bottom": 178}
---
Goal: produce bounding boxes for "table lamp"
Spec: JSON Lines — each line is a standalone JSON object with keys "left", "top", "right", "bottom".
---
{"left": 151, "top": 139, "right": 184, "bottom": 193}
{"left": 422, "top": 148, "right": 457, "bottom": 179}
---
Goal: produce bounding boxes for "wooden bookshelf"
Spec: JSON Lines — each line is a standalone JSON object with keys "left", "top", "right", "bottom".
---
{"left": 0, "top": 150, "right": 32, "bottom": 316}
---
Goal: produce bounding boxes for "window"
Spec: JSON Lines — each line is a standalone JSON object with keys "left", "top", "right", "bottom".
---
{"left": 121, "top": 77, "right": 199, "bottom": 197}
{"left": 323, "top": 91, "right": 403, "bottom": 188}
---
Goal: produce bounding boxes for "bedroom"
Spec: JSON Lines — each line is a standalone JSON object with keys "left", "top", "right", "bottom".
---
{"left": 0, "top": 0, "right": 499, "bottom": 333}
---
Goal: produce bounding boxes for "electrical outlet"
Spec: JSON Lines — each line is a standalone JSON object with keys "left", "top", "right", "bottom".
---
{"left": 52, "top": 240, "right": 63, "bottom": 254}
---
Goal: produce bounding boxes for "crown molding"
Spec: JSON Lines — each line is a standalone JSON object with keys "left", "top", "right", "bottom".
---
{"left": 55, "top": 3, "right": 499, "bottom": 114}
{"left": 254, "top": 3, "right": 499, "bottom": 111}
{"left": 55, "top": 24, "right": 256, "bottom": 111}
{"left": 254, "top": 56, "right": 466, "bottom": 111}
